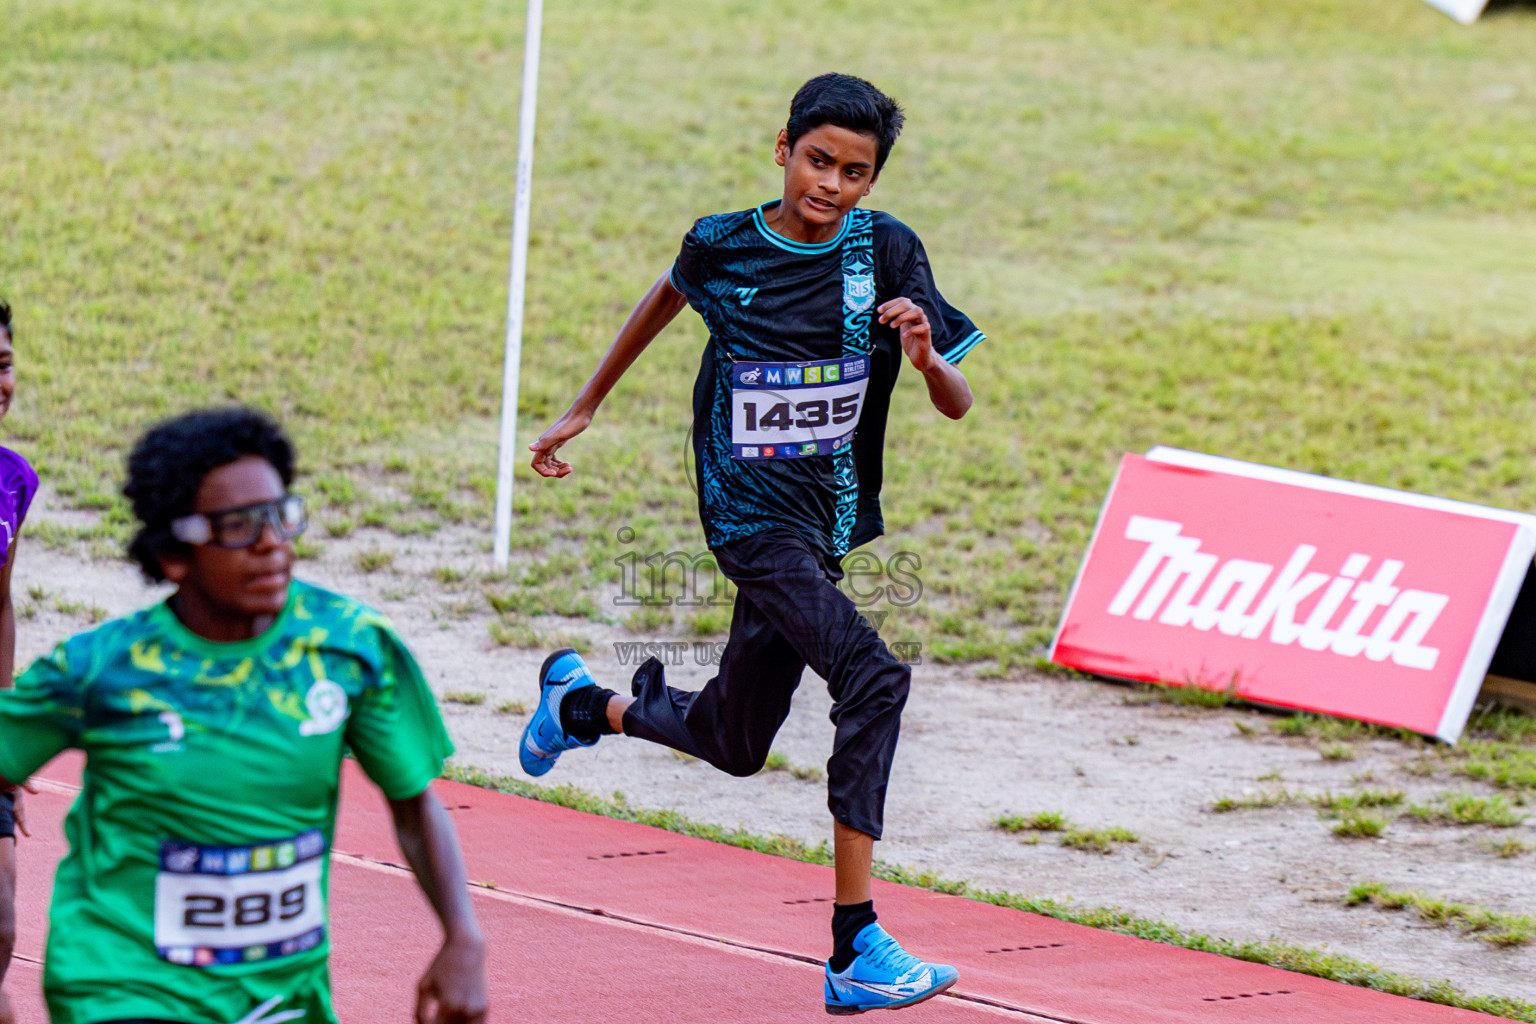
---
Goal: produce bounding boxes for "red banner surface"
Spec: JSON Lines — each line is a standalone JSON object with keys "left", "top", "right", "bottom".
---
{"left": 1050, "top": 450, "right": 1536, "bottom": 742}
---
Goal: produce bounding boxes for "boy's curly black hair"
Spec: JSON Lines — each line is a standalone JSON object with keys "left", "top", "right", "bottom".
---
{"left": 124, "top": 407, "right": 295, "bottom": 582}
{"left": 0, "top": 299, "right": 12, "bottom": 342}
{"left": 785, "top": 73, "right": 906, "bottom": 175}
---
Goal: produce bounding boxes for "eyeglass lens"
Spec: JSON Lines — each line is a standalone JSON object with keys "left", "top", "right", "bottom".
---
{"left": 208, "top": 496, "right": 307, "bottom": 547}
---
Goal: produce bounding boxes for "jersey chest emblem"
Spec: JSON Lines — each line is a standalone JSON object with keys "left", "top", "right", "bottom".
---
{"left": 843, "top": 273, "right": 876, "bottom": 314}
{"left": 298, "top": 679, "right": 349, "bottom": 737}
{"left": 151, "top": 710, "right": 186, "bottom": 754}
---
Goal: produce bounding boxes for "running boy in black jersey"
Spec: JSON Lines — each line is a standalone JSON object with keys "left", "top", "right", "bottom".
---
{"left": 526, "top": 73, "right": 982, "bottom": 1015}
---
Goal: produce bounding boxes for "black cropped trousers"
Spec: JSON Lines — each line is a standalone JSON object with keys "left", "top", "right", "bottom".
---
{"left": 622, "top": 528, "right": 910, "bottom": 840}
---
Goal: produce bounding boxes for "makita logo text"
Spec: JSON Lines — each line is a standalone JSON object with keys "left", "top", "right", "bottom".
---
{"left": 1109, "top": 516, "right": 1449, "bottom": 671}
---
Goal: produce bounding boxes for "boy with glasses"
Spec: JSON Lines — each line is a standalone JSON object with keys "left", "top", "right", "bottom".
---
{"left": 0, "top": 407, "right": 487, "bottom": 1024}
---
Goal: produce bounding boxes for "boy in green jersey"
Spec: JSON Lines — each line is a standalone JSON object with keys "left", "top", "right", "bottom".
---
{"left": 0, "top": 408, "right": 487, "bottom": 1024}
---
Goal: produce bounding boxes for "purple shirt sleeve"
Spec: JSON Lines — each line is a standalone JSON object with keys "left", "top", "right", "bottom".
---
{"left": 0, "top": 446, "right": 38, "bottom": 565}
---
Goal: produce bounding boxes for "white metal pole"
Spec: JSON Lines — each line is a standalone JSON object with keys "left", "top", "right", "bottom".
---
{"left": 493, "top": 0, "right": 545, "bottom": 569}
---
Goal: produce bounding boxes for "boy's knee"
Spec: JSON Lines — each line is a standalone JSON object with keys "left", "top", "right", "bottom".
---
{"left": 830, "top": 656, "right": 910, "bottom": 724}
{"left": 871, "top": 661, "right": 911, "bottom": 714}
{"left": 721, "top": 749, "right": 769, "bottom": 778}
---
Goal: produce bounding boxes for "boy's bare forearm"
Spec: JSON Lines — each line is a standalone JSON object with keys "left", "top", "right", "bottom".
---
{"left": 920, "top": 358, "right": 973, "bottom": 419}
{"left": 388, "top": 790, "right": 481, "bottom": 944}
{"left": 531, "top": 272, "right": 688, "bottom": 477}
{"left": 569, "top": 272, "right": 688, "bottom": 417}
{"left": 389, "top": 789, "right": 488, "bottom": 1022}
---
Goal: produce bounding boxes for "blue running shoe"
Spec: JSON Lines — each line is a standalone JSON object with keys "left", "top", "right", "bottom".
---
{"left": 823, "top": 923, "right": 959, "bottom": 1015}
{"left": 519, "top": 648, "right": 600, "bottom": 777}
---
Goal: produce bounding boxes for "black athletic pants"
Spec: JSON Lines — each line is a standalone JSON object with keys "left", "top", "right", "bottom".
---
{"left": 622, "top": 528, "right": 911, "bottom": 840}
{"left": 0, "top": 791, "right": 12, "bottom": 839}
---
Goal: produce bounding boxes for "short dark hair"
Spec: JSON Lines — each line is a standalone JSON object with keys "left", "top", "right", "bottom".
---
{"left": 0, "top": 299, "right": 12, "bottom": 342}
{"left": 785, "top": 73, "right": 905, "bottom": 174}
{"left": 124, "top": 407, "right": 296, "bottom": 581}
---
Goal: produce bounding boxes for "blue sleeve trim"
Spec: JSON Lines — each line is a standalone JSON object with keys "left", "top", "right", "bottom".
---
{"left": 941, "top": 330, "right": 985, "bottom": 365}
{"left": 668, "top": 262, "right": 684, "bottom": 293}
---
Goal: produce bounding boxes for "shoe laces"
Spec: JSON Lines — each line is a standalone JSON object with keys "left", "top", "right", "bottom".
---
{"left": 862, "top": 930, "right": 924, "bottom": 978}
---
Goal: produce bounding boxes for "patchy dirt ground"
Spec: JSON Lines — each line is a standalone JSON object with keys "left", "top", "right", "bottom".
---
{"left": 16, "top": 497, "right": 1536, "bottom": 1008}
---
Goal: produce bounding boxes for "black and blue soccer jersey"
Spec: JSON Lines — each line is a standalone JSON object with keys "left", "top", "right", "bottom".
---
{"left": 670, "top": 200, "right": 984, "bottom": 558}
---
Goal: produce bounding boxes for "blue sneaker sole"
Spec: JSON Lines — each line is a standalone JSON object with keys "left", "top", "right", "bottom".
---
{"left": 824, "top": 973, "right": 958, "bottom": 1015}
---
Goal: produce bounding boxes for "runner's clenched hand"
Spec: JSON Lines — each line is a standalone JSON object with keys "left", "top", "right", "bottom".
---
{"left": 529, "top": 407, "right": 593, "bottom": 478}
{"left": 3, "top": 778, "right": 34, "bottom": 839}
{"left": 415, "top": 936, "right": 488, "bottom": 1024}
{"left": 878, "top": 296, "right": 972, "bottom": 419}
{"left": 12, "top": 785, "right": 28, "bottom": 839}
{"left": 877, "top": 298, "right": 937, "bottom": 373}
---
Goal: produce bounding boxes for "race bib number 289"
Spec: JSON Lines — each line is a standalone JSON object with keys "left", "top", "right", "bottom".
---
{"left": 731, "top": 356, "right": 870, "bottom": 460}
{"left": 154, "top": 830, "right": 327, "bottom": 968}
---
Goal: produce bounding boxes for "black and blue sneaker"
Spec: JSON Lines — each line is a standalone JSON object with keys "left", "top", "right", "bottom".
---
{"left": 823, "top": 923, "right": 959, "bottom": 1015}
{"left": 519, "top": 648, "right": 600, "bottom": 777}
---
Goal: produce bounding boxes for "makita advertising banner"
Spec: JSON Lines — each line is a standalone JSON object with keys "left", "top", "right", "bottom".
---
{"left": 1050, "top": 448, "right": 1536, "bottom": 742}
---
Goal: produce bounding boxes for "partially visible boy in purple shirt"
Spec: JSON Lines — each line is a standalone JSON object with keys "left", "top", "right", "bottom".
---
{"left": 0, "top": 300, "right": 38, "bottom": 1024}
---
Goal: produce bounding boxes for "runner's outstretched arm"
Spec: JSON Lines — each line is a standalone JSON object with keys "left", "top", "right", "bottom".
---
{"left": 389, "top": 787, "right": 488, "bottom": 1024}
{"left": 529, "top": 271, "right": 689, "bottom": 478}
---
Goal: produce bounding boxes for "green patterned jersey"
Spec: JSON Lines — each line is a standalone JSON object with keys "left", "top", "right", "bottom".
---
{"left": 0, "top": 580, "right": 454, "bottom": 1024}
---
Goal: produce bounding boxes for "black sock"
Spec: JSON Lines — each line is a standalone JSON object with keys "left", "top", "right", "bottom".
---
{"left": 829, "top": 900, "right": 878, "bottom": 973}
{"left": 560, "top": 686, "right": 619, "bottom": 742}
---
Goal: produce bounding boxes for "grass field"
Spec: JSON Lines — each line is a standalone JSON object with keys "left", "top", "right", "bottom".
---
{"left": 3, "top": 0, "right": 1535, "bottom": 665}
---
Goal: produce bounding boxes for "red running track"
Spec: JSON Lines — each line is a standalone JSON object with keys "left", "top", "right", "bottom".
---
{"left": 7, "top": 752, "right": 1512, "bottom": 1023}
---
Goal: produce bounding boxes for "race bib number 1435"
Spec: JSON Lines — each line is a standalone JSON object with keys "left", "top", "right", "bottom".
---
{"left": 731, "top": 356, "right": 870, "bottom": 460}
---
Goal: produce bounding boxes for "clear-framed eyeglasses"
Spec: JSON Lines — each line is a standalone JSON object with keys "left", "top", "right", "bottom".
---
{"left": 171, "top": 494, "right": 308, "bottom": 549}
